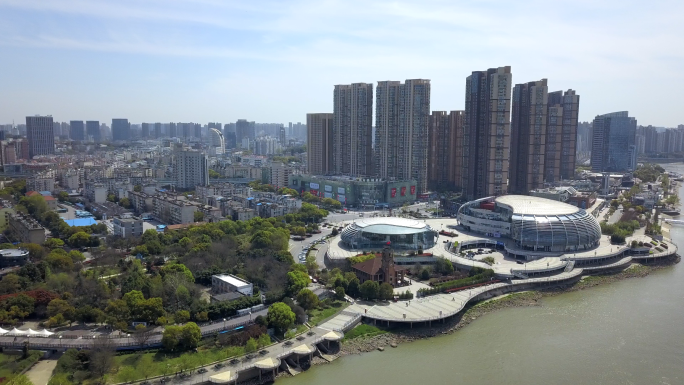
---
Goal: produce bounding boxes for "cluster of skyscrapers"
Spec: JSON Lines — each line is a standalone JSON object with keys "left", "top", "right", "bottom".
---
{"left": 307, "top": 67, "right": 586, "bottom": 200}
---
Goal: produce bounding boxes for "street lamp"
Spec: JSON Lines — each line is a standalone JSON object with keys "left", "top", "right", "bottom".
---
{"left": 223, "top": 318, "right": 226, "bottom": 330}
{"left": 59, "top": 335, "right": 62, "bottom": 348}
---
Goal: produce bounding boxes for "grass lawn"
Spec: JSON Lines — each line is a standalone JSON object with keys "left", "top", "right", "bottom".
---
{"left": 342, "top": 324, "right": 387, "bottom": 341}
{"left": 308, "top": 300, "right": 349, "bottom": 326}
{"left": 112, "top": 346, "right": 245, "bottom": 383}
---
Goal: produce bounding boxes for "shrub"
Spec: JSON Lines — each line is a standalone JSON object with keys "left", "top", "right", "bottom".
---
{"left": 417, "top": 269, "right": 495, "bottom": 297}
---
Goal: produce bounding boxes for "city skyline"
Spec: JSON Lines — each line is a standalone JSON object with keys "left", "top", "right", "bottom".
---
{"left": 1, "top": 0, "right": 682, "bottom": 126}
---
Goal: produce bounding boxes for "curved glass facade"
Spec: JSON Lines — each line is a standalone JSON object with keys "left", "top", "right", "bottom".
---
{"left": 341, "top": 224, "right": 437, "bottom": 250}
{"left": 510, "top": 209, "right": 601, "bottom": 252}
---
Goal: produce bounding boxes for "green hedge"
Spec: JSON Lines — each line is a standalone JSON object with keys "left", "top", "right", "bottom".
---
{"left": 418, "top": 269, "right": 495, "bottom": 297}
{"left": 13, "top": 351, "right": 42, "bottom": 374}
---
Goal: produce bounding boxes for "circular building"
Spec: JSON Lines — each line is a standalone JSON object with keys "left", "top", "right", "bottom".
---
{"left": 458, "top": 195, "right": 601, "bottom": 252}
{"left": 341, "top": 217, "right": 437, "bottom": 251}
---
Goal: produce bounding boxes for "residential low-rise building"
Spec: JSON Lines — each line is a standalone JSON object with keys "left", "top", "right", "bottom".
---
{"left": 128, "top": 190, "right": 154, "bottom": 215}
{"left": 84, "top": 181, "right": 108, "bottom": 203}
{"left": 112, "top": 217, "right": 144, "bottom": 237}
{"left": 152, "top": 194, "right": 197, "bottom": 224}
{"left": 211, "top": 274, "right": 253, "bottom": 296}
{"left": 27, "top": 173, "right": 55, "bottom": 192}
{"left": 6, "top": 212, "right": 46, "bottom": 244}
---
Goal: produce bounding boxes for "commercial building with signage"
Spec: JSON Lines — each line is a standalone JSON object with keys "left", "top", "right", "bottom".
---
{"left": 289, "top": 175, "right": 417, "bottom": 208}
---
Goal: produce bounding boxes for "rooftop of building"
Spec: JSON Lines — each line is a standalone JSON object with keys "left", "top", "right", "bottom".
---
{"left": 346, "top": 217, "right": 433, "bottom": 235}
{"left": 63, "top": 217, "right": 97, "bottom": 227}
{"left": 212, "top": 274, "right": 251, "bottom": 287}
{"left": 0, "top": 249, "right": 29, "bottom": 257}
{"left": 495, "top": 195, "right": 581, "bottom": 216}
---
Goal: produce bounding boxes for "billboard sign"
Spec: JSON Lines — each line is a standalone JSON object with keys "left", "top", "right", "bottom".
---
{"left": 337, "top": 194, "right": 346, "bottom": 203}
{"left": 325, "top": 185, "right": 332, "bottom": 192}
{"left": 391, "top": 188, "right": 397, "bottom": 198}
{"left": 338, "top": 187, "right": 345, "bottom": 194}
{"left": 401, "top": 187, "right": 406, "bottom": 196}
{"left": 309, "top": 182, "right": 320, "bottom": 189}
{"left": 324, "top": 192, "right": 332, "bottom": 198}
{"left": 410, "top": 185, "right": 416, "bottom": 195}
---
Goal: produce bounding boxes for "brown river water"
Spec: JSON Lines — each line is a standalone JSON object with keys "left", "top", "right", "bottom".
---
{"left": 279, "top": 163, "right": 684, "bottom": 385}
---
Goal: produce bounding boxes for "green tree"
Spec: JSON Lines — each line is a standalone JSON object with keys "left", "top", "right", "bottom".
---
{"left": 335, "top": 286, "right": 346, "bottom": 300}
{"left": 57, "top": 191, "right": 69, "bottom": 202}
{"left": 267, "top": 302, "right": 296, "bottom": 333}
{"left": 257, "top": 333, "right": 271, "bottom": 348}
{"left": 45, "top": 252, "right": 74, "bottom": 271}
{"left": 245, "top": 337, "right": 258, "bottom": 353}
{"left": 162, "top": 325, "right": 181, "bottom": 351}
{"left": 179, "top": 322, "right": 201, "bottom": 350}
{"left": 296, "top": 288, "right": 319, "bottom": 310}
{"left": 68, "top": 250, "right": 85, "bottom": 263}
{"left": 175, "top": 310, "right": 190, "bottom": 323}
{"left": 305, "top": 254, "right": 318, "bottom": 274}
{"left": 44, "top": 238, "right": 65, "bottom": 249}
{"left": 47, "top": 299, "right": 76, "bottom": 321}
{"left": 134, "top": 185, "right": 142, "bottom": 192}
{"left": 347, "top": 277, "right": 360, "bottom": 298}
{"left": 0, "top": 274, "right": 24, "bottom": 295}
{"left": 194, "top": 211, "right": 204, "bottom": 222}
{"left": 378, "top": 283, "right": 394, "bottom": 301}
{"left": 359, "top": 280, "right": 379, "bottom": 300}
{"left": 286, "top": 270, "right": 310, "bottom": 296}
{"left": 68, "top": 231, "right": 91, "bottom": 248}
{"left": 119, "top": 197, "right": 131, "bottom": 209}
{"left": 420, "top": 268, "right": 430, "bottom": 280}
{"left": 161, "top": 263, "right": 194, "bottom": 283}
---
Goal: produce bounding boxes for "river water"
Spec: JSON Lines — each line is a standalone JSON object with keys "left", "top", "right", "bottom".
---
{"left": 280, "top": 164, "right": 684, "bottom": 385}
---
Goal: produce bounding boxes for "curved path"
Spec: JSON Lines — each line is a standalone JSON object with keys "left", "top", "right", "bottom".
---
{"left": 324, "top": 270, "right": 583, "bottom": 326}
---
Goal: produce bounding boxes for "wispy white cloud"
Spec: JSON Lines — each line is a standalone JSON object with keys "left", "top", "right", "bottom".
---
{"left": 0, "top": 0, "right": 682, "bottom": 125}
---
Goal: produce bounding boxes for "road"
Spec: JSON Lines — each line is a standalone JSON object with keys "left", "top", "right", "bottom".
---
{"left": 0, "top": 309, "right": 267, "bottom": 351}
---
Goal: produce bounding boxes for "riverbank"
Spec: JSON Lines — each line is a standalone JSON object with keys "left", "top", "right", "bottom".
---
{"left": 336, "top": 258, "right": 679, "bottom": 356}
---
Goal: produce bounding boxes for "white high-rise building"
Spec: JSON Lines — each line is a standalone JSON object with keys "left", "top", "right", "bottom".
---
{"left": 209, "top": 128, "right": 225, "bottom": 155}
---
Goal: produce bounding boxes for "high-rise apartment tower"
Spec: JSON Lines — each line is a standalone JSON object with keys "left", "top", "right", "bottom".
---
{"left": 333, "top": 83, "right": 373, "bottom": 176}
{"left": 462, "top": 67, "right": 512, "bottom": 200}
{"left": 591, "top": 112, "right": 637, "bottom": 172}
{"left": 306, "top": 113, "right": 334, "bottom": 176}
{"left": 509, "top": 79, "right": 548, "bottom": 194}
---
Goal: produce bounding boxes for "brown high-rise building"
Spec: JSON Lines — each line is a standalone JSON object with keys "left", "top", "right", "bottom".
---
{"left": 333, "top": 83, "right": 373, "bottom": 176}
{"left": 509, "top": 79, "right": 548, "bottom": 195}
{"left": 428, "top": 111, "right": 464, "bottom": 191}
{"left": 306, "top": 113, "right": 334, "bottom": 176}
{"left": 462, "top": 67, "right": 512, "bottom": 200}
{"left": 548, "top": 89, "right": 580, "bottom": 181}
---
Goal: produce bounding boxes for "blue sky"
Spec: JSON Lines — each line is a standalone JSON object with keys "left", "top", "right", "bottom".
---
{"left": 0, "top": 0, "right": 682, "bottom": 126}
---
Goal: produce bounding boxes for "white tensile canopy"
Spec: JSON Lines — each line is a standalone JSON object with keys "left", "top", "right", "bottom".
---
{"left": 7, "top": 328, "right": 54, "bottom": 337}
{"left": 0, "top": 327, "right": 9, "bottom": 334}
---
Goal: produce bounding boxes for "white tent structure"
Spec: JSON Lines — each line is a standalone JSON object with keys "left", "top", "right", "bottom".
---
{"left": 0, "top": 327, "right": 9, "bottom": 334}
{"left": 7, "top": 328, "right": 55, "bottom": 337}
